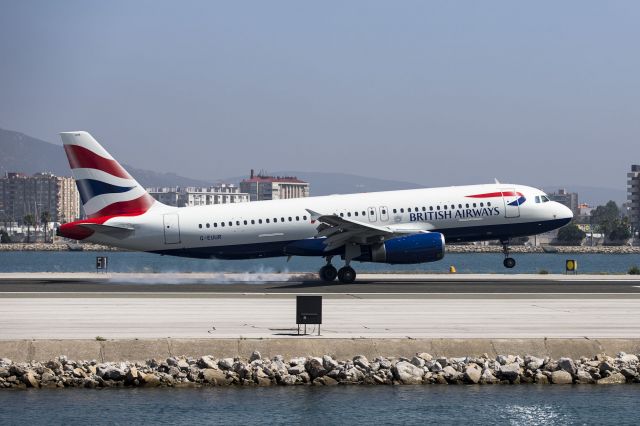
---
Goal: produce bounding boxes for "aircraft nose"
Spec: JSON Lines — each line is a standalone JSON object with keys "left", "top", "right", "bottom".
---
{"left": 554, "top": 203, "right": 573, "bottom": 224}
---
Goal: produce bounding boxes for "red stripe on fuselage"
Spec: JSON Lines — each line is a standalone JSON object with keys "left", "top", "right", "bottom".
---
{"left": 64, "top": 144, "right": 131, "bottom": 179}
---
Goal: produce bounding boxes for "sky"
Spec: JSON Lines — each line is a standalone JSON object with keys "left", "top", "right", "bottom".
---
{"left": 0, "top": 0, "right": 638, "bottom": 189}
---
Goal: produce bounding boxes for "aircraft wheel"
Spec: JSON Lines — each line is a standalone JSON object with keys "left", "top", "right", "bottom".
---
{"left": 319, "top": 264, "right": 338, "bottom": 282}
{"left": 337, "top": 266, "right": 357, "bottom": 284}
{"left": 503, "top": 257, "right": 516, "bottom": 269}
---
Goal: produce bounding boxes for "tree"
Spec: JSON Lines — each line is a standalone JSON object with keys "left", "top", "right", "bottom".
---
{"left": 556, "top": 224, "right": 586, "bottom": 246}
{"left": 591, "top": 201, "right": 620, "bottom": 228}
{"left": 0, "top": 230, "right": 11, "bottom": 244}
{"left": 23, "top": 214, "right": 35, "bottom": 243}
{"left": 40, "top": 211, "right": 51, "bottom": 243}
{"left": 605, "top": 217, "right": 632, "bottom": 244}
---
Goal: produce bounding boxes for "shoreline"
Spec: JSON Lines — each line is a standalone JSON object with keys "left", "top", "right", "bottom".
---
{"left": 0, "top": 242, "right": 639, "bottom": 254}
{"left": 1, "top": 339, "right": 639, "bottom": 388}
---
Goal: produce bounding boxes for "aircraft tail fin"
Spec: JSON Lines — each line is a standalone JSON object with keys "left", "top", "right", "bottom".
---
{"left": 59, "top": 131, "right": 160, "bottom": 218}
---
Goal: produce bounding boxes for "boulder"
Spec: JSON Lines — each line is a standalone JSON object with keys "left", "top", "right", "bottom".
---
{"left": 249, "top": 351, "right": 262, "bottom": 362}
{"left": 427, "top": 361, "right": 443, "bottom": 373}
{"left": 353, "top": 355, "right": 370, "bottom": 370}
{"left": 496, "top": 355, "right": 514, "bottom": 365}
{"left": 176, "top": 359, "right": 190, "bottom": 370}
{"left": 99, "top": 366, "right": 125, "bottom": 381}
{"left": 322, "top": 355, "right": 339, "bottom": 370}
{"left": 313, "top": 376, "right": 338, "bottom": 386}
{"left": 198, "top": 356, "right": 217, "bottom": 370}
{"left": 306, "top": 358, "right": 326, "bottom": 379}
{"left": 597, "top": 372, "right": 627, "bottom": 384}
{"left": 417, "top": 353, "right": 433, "bottom": 362}
{"left": 410, "top": 356, "right": 425, "bottom": 368}
{"left": 575, "top": 369, "right": 595, "bottom": 384}
{"left": 464, "top": 365, "right": 481, "bottom": 384}
{"left": 525, "top": 356, "right": 544, "bottom": 371}
{"left": 620, "top": 368, "right": 638, "bottom": 379}
{"left": 22, "top": 371, "right": 39, "bottom": 388}
{"left": 202, "top": 368, "right": 228, "bottom": 385}
{"left": 535, "top": 372, "right": 549, "bottom": 384}
{"left": 442, "top": 366, "right": 462, "bottom": 382}
{"left": 617, "top": 353, "right": 639, "bottom": 365}
{"left": 0, "top": 367, "right": 9, "bottom": 378}
{"left": 392, "top": 361, "right": 423, "bottom": 384}
{"left": 550, "top": 370, "right": 573, "bottom": 384}
{"left": 558, "top": 357, "right": 577, "bottom": 375}
{"left": 480, "top": 368, "right": 498, "bottom": 384}
{"left": 45, "top": 360, "right": 62, "bottom": 371}
{"left": 218, "top": 358, "right": 234, "bottom": 370}
{"left": 498, "top": 363, "right": 521, "bottom": 381}
{"left": 376, "top": 357, "right": 392, "bottom": 370}
{"left": 288, "top": 364, "right": 306, "bottom": 375}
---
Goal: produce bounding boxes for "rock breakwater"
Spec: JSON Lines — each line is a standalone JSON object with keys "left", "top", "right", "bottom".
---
{"left": 1, "top": 351, "right": 639, "bottom": 389}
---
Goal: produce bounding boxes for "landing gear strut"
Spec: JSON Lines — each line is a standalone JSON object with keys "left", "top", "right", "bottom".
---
{"left": 318, "top": 245, "right": 360, "bottom": 284}
{"left": 501, "top": 239, "right": 516, "bottom": 269}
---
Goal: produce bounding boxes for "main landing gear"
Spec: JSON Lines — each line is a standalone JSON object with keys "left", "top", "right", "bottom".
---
{"left": 319, "top": 256, "right": 357, "bottom": 284}
{"left": 501, "top": 239, "right": 516, "bottom": 269}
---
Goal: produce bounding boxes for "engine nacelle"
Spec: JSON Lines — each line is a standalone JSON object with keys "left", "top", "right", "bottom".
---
{"left": 356, "top": 232, "right": 445, "bottom": 264}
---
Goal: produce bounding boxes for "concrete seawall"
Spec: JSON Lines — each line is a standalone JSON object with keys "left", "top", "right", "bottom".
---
{"left": 3, "top": 338, "right": 640, "bottom": 363}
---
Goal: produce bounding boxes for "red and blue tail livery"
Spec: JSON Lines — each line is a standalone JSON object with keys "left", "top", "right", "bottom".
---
{"left": 60, "top": 132, "right": 156, "bottom": 218}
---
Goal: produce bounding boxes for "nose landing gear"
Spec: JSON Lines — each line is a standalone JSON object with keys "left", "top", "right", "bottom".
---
{"left": 501, "top": 239, "right": 516, "bottom": 268}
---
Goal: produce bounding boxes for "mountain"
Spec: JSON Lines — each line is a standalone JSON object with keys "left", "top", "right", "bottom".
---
{"left": 0, "top": 128, "right": 213, "bottom": 187}
{"left": 0, "top": 127, "right": 628, "bottom": 205}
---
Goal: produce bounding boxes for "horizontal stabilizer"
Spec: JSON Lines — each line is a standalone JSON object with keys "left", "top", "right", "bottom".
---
{"left": 77, "top": 223, "right": 135, "bottom": 239}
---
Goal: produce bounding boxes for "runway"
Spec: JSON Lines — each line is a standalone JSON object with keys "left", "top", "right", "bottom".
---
{"left": 1, "top": 273, "right": 640, "bottom": 293}
{"left": 2, "top": 273, "right": 639, "bottom": 340}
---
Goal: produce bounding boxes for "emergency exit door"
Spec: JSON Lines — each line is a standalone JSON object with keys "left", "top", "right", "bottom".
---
{"left": 163, "top": 214, "right": 181, "bottom": 244}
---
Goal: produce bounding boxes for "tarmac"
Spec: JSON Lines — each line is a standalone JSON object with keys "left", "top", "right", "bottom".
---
{"left": 2, "top": 273, "right": 640, "bottom": 362}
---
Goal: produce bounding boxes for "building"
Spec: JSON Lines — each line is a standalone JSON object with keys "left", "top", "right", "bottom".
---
{"left": 548, "top": 189, "right": 579, "bottom": 217}
{"left": 240, "top": 170, "right": 309, "bottom": 201}
{"left": 0, "top": 172, "right": 80, "bottom": 224}
{"left": 147, "top": 184, "right": 249, "bottom": 207}
{"left": 628, "top": 165, "right": 640, "bottom": 232}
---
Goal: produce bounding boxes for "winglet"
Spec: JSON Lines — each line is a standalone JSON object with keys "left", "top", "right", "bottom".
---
{"left": 494, "top": 178, "right": 501, "bottom": 184}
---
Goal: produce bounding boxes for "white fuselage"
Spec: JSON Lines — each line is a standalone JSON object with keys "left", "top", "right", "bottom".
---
{"left": 85, "top": 183, "right": 573, "bottom": 259}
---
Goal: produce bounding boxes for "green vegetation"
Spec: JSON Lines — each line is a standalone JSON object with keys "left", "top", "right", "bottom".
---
{"left": 629, "top": 266, "right": 640, "bottom": 275}
{"left": 556, "top": 224, "right": 586, "bottom": 245}
{"left": 23, "top": 214, "right": 35, "bottom": 243}
{"left": 538, "top": 269, "right": 549, "bottom": 274}
{"left": 40, "top": 211, "right": 51, "bottom": 243}
{"left": 0, "top": 230, "right": 11, "bottom": 244}
{"left": 95, "top": 336, "right": 107, "bottom": 341}
{"left": 590, "top": 201, "right": 632, "bottom": 245}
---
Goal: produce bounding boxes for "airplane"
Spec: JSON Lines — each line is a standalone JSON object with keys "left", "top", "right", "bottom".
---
{"left": 56, "top": 131, "right": 573, "bottom": 283}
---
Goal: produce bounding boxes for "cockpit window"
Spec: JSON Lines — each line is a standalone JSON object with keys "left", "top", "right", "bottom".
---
{"left": 535, "top": 196, "right": 541, "bottom": 203}
{"left": 541, "top": 195, "right": 550, "bottom": 202}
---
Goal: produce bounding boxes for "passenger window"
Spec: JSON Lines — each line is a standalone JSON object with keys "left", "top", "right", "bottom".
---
{"left": 198, "top": 224, "right": 202, "bottom": 229}
{"left": 437, "top": 206, "right": 440, "bottom": 210}
{"left": 229, "top": 221, "right": 233, "bottom": 226}
{"left": 429, "top": 206, "right": 433, "bottom": 211}
{"left": 487, "top": 202, "right": 491, "bottom": 207}
{"left": 400, "top": 208, "right": 404, "bottom": 213}
{"left": 266, "top": 219, "right": 270, "bottom": 223}
{"left": 354, "top": 212, "right": 359, "bottom": 216}
{"left": 473, "top": 203, "right": 476, "bottom": 208}
{"left": 347, "top": 212, "right": 352, "bottom": 217}
{"left": 221, "top": 222, "right": 225, "bottom": 227}
{"left": 451, "top": 204, "right": 454, "bottom": 209}
{"left": 259, "top": 219, "right": 263, "bottom": 224}
{"left": 480, "top": 202, "right": 484, "bottom": 207}
{"left": 214, "top": 223, "right": 218, "bottom": 227}
{"left": 236, "top": 221, "right": 240, "bottom": 226}
{"left": 444, "top": 205, "right": 447, "bottom": 210}
{"left": 422, "top": 207, "right": 426, "bottom": 211}
{"left": 274, "top": 218, "right": 278, "bottom": 222}
{"left": 251, "top": 220, "right": 255, "bottom": 225}
{"left": 206, "top": 223, "right": 210, "bottom": 228}
{"left": 393, "top": 209, "right": 397, "bottom": 213}
{"left": 340, "top": 213, "right": 344, "bottom": 217}
{"left": 303, "top": 215, "right": 307, "bottom": 220}
{"left": 296, "top": 216, "right": 299, "bottom": 221}
{"left": 381, "top": 209, "right": 386, "bottom": 214}
{"left": 362, "top": 211, "right": 366, "bottom": 216}
{"left": 243, "top": 220, "right": 247, "bottom": 225}
{"left": 281, "top": 217, "right": 285, "bottom": 222}
{"left": 288, "top": 217, "right": 292, "bottom": 222}
{"left": 465, "top": 204, "right": 469, "bottom": 208}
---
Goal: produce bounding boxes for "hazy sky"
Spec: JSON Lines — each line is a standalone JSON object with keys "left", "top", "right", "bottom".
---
{"left": 1, "top": 1, "right": 638, "bottom": 189}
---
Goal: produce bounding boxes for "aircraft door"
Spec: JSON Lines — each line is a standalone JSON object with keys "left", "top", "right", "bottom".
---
{"left": 379, "top": 206, "right": 389, "bottom": 222}
{"left": 368, "top": 207, "right": 377, "bottom": 222}
{"left": 501, "top": 188, "right": 521, "bottom": 218}
{"left": 163, "top": 214, "right": 181, "bottom": 244}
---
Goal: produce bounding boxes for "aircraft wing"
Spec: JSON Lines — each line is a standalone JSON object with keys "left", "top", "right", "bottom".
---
{"left": 306, "top": 209, "right": 397, "bottom": 252}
